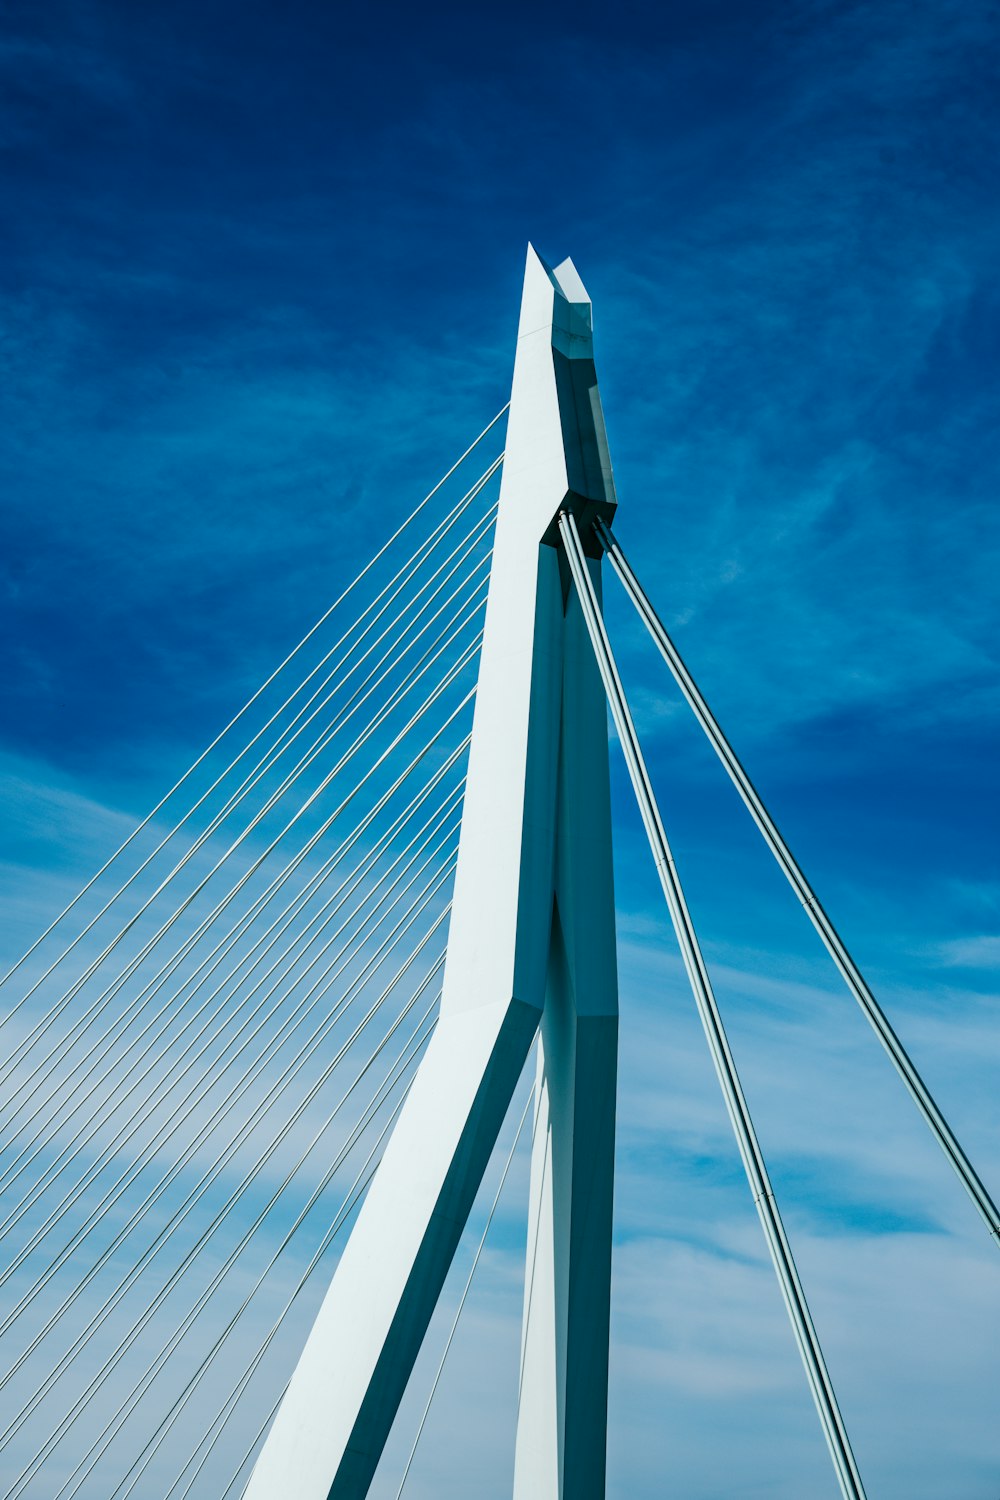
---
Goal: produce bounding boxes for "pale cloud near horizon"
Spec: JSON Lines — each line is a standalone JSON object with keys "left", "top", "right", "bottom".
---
{"left": 1, "top": 745, "right": 997, "bottom": 1497}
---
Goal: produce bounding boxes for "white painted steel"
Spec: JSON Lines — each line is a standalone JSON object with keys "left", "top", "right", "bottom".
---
{"left": 561, "top": 508, "right": 867, "bottom": 1500}
{"left": 246, "top": 246, "right": 620, "bottom": 1500}
{"left": 512, "top": 563, "right": 618, "bottom": 1500}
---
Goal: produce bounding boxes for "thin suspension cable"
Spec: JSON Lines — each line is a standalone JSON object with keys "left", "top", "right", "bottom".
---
{"left": 0, "top": 785, "right": 459, "bottom": 1268}
{"left": 113, "top": 1002, "right": 434, "bottom": 1500}
{"left": 206, "top": 1014, "right": 437, "bottom": 1500}
{"left": 71, "top": 979, "right": 445, "bottom": 1500}
{"left": 0, "top": 836, "right": 459, "bottom": 1360}
{"left": 0, "top": 732, "right": 464, "bottom": 1260}
{"left": 0, "top": 888, "right": 454, "bottom": 1474}
{"left": 396, "top": 1084, "right": 534, "bottom": 1498}
{"left": 0, "top": 734, "right": 467, "bottom": 1217}
{"left": 0, "top": 465, "right": 492, "bottom": 1149}
{"left": 0, "top": 540, "right": 490, "bottom": 1121}
{"left": 0, "top": 532, "right": 490, "bottom": 1154}
{"left": 0, "top": 643, "right": 463, "bottom": 1187}
{"left": 561, "top": 509, "right": 867, "bottom": 1500}
{"left": 222, "top": 461, "right": 494, "bottom": 832}
{"left": 98, "top": 987, "right": 443, "bottom": 1500}
{"left": 139, "top": 475, "right": 494, "bottom": 946}
{"left": 0, "top": 410, "right": 505, "bottom": 1009}
{"left": 0, "top": 705, "right": 472, "bottom": 1288}
{"left": 3, "top": 931, "right": 451, "bottom": 1499}
{"left": 158, "top": 493, "right": 493, "bottom": 920}
{"left": 0, "top": 651, "right": 473, "bottom": 1284}
{"left": 8, "top": 642, "right": 473, "bottom": 1488}
{"left": 0, "top": 420, "right": 500, "bottom": 1488}
{"left": 0, "top": 615, "right": 481, "bottom": 1239}
{"left": 0, "top": 609, "right": 476, "bottom": 1182}
{"left": 0, "top": 854, "right": 455, "bottom": 1357}
{"left": 595, "top": 514, "right": 1000, "bottom": 1248}
{"left": 0, "top": 766, "right": 466, "bottom": 1247}
{"left": 171, "top": 1013, "right": 436, "bottom": 1500}
{"left": 14, "top": 687, "right": 473, "bottom": 1488}
{"left": 515, "top": 1087, "right": 549, "bottom": 1414}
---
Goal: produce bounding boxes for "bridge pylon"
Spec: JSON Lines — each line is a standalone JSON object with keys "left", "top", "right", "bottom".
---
{"left": 245, "top": 245, "right": 620, "bottom": 1500}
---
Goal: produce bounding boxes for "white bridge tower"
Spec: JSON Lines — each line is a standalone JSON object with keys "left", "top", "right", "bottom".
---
{"left": 246, "top": 246, "right": 620, "bottom": 1499}
{"left": 5, "top": 244, "right": 996, "bottom": 1498}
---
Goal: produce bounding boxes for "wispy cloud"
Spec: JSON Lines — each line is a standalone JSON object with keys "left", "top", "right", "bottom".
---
{"left": 931, "top": 933, "right": 1000, "bottom": 971}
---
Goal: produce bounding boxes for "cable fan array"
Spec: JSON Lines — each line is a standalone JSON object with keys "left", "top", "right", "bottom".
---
{"left": 0, "top": 414, "right": 507, "bottom": 1500}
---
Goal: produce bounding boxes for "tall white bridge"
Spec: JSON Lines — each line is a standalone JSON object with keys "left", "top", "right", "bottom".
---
{"left": 0, "top": 249, "right": 995, "bottom": 1499}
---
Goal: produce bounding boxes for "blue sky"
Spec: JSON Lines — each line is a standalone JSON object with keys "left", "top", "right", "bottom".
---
{"left": 1, "top": 0, "right": 999, "bottom": 1496}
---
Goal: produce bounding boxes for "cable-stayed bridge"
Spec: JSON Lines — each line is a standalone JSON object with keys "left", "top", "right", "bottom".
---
{"left": 0, "top": 248, "right": 995, "bottom": 1499}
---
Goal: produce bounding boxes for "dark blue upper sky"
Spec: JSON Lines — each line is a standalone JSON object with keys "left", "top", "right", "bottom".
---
{"left": 3, "top": 0, "right": 997, "bottom": 964}
{"left": 1, "top": 1, "right": 999, "bottom": 1494}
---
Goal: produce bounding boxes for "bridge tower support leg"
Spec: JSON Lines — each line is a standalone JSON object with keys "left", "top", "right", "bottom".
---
{"left": 513, "top": 567, "right": 618, "bottom": 1500}
{"left": 244, "top": 245, "right": 619, "bottom": 1500}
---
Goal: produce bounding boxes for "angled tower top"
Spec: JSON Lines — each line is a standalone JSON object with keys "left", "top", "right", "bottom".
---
{"left": 518, "top": 244, "right": 594, "bottom": 353}
{"left": 508, "top": 244, "right": 616, "bottom": 554}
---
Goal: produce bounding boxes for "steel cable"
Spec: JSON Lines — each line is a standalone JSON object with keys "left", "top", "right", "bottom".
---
{"left": 193, "top": 1017, "right": 437, "bottom": 1500}
{"left": 0, "top": 765, "right": 466, "bottom": 1250}
{"left": 0, "top": 829, "right": 459, "bottom": 1359}
{"left": 0, "top": 624, "right": 481, "bottom": 1290}
{"left": 0, "top": 695, "right": 473, "bottom": 1295}
{"left": 62, "top": 979, "right": 445, "bottom": 1500}
{"left": 0, "top": 878, "right": 455, "bottom": 1474}
{"left": 0, "top": 520, "right": 492, "bottom": 1166}
{"left": 0, "top": 523, "right": 492, "bottom": 1133}
{"left": 0, "top": 413, "right": 504, "bottom": 1030}
{"left": 595, "top": 513, "right": 1000, "bottom": 1248}
{"left": 0, "top": 729, "right": 468, "bottom": 1222}
{"left": 395, "top": 1083, "right": 534, "bottom": 1498}
{"left": 562, "top": 509, "right": 866, "bottom": 1500}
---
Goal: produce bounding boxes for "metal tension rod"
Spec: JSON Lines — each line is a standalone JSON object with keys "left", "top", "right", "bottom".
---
{"left": 594, "top": 514, "right": 1000, "bottom": 1249}
{"left": 560, "top": 510, "right": 867, "bottom": 1500}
